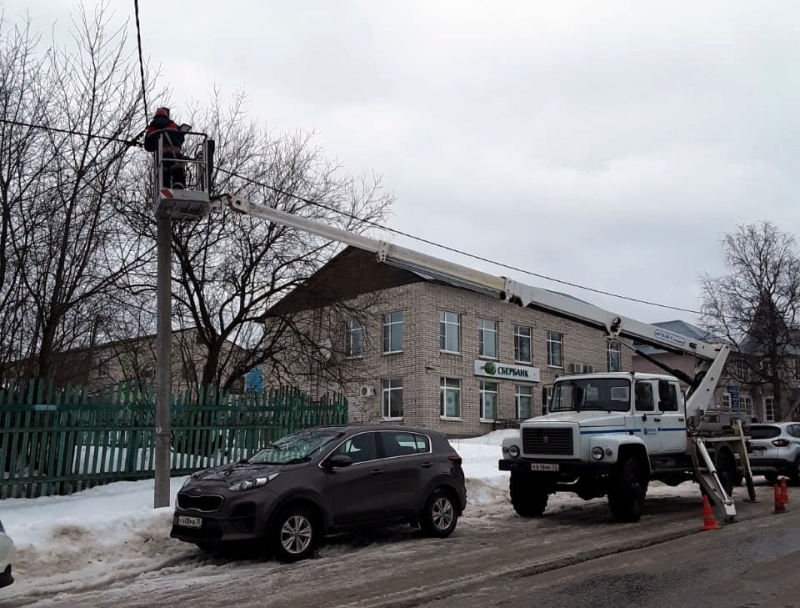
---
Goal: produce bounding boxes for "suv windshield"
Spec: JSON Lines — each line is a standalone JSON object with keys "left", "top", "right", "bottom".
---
{"left": 550, "top": 378, "right": 631, "bottom": 413}
{"left": 249, "top": 428, "right": 344, "bottom": 464}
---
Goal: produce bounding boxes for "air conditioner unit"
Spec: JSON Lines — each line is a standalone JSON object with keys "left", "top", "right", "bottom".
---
{"left": 359, "top": 385, "right": 375, "bottom": 398}
{"left": 583, "top": 365, "right": 596, "bottom": 373}
{"left": 567, "top": 363, "right": 582, "bottom": 374}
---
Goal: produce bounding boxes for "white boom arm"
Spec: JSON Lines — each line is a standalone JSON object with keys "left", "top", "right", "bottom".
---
{"left": 215, "top": 195, "right": 730, "bottom": 419}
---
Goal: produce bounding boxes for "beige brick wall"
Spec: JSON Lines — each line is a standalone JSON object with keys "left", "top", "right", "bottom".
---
{"left": 326, "top": 281, "right": 632, "bottom": 438}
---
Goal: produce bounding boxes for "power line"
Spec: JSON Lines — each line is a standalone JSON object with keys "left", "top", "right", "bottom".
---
{"left": 215, "top": 167, "right": 702, "bottom": 315}
{"left": 0, "top": 116, "right": 701, "bottom": 315}
{"left": 0, "top": 117, "right": 141, "bottom": 146}
{"left": 133, "top": 0, "right": 149, "bottom": 123}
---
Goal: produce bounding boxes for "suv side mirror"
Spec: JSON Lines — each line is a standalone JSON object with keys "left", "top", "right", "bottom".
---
{"left": 325, "top": 454, "right": 352, "bottom": 469}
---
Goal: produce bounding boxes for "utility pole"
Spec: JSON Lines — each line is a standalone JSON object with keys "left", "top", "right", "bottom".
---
{"left": 154, "top": 207, "right": 172, "bottom": 508}
{"left": 151, "top": 130, "right": 213, "bottom": 509}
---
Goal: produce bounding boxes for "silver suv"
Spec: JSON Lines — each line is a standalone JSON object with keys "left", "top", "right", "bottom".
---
{"left": 749, "top": 422, "right": 800, "bottom": 483}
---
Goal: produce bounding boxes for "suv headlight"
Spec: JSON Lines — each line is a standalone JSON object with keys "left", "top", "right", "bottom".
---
{"left": 591, "top": 446, "right": 605, "bottom": 460}
{"left": 508, "top": 445, "right": 520, "bottom": 459}
{"left": 229, "top": 472, "right": 280, "bottom": 492}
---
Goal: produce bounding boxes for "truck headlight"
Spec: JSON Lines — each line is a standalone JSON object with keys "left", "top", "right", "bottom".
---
{"left": 508, "top": 445, "right": 520, "bottom": 459}
{"left": 591, "top": 446, "right": 605, "bottom": 461}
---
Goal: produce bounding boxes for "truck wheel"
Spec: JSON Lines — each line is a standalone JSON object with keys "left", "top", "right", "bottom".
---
{"left": 715, "top": 447, "right": 736, "bottom": 496}
{"left": 608, "top": 457, "right": 648, "bottom": 523}
{"left": 510, "top": 470, "right": 548, "bottom": 517}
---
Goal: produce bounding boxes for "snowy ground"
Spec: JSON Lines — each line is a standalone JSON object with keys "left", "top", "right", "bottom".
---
{"left": 0, "top": 430, "right": 703, "bottom": 604}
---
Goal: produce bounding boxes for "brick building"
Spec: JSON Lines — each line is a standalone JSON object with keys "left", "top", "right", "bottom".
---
{"left": 266, "top": 246, "right": 632, "bottom": 436}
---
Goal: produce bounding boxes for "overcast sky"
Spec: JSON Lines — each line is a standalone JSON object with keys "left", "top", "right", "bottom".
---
{"left": 3, "top": 0, "right": 800, "bottom": 326}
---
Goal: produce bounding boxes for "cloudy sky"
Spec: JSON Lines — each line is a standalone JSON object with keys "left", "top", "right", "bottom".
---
{"left": 3, "top": 0, "right": 800, "bottom": 326}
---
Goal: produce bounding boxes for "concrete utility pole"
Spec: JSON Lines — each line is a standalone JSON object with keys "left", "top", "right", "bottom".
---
{"left": 154, "top": 213, "right": 172, "bottom": 508}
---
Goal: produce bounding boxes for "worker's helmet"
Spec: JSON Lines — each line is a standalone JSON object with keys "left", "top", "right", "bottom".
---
{"left": 155, "top": 107, "right": 170, "bottom": 117}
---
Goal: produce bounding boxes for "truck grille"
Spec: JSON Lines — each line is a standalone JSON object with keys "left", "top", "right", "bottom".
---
{"left": 522, "top": 427, "right": 573, "bottom": 456}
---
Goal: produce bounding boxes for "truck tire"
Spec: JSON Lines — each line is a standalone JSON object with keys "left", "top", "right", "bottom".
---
{"left": 510, "top": 470, "right": 548, "bottom": 517}
{"left": 607, "top": 456, "right": 648, "bottom": 523}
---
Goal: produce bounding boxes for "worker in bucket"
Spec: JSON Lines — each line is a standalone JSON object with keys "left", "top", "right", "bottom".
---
{"left": 144, "top": 107, "right": 188, "bottom": 189}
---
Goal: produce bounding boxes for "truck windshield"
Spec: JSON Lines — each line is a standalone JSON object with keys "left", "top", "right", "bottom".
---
{"left": 550, "top": 378, "right": 631, "bottom": 413}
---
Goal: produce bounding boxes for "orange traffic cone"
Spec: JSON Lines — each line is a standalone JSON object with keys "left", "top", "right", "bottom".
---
{"left": 700, "top": 494, "right": 721, "bottom": 530}
{"left": 780, "top": 477, "right": 790, "bottom": 505}
{"left": 773, "top": 483, "right": 787, "bottom": 514}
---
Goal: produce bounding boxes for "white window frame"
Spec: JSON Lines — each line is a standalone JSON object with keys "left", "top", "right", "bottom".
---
{"left": 740, "top": 395, "right": 752, "bottom": 417}
{"left": 722, "top": 393, "right": 732, "bottom": 410}
{"left": 478, "top": 319, "right": 498, "bottom": 360}
{"left": 515, "top": 384, "right": 533, "bottom": 419}
{"left": 514, "top": 325, "right": 532, "bottom": 364}
{"left": 607, "top": 341, "right": 621, "bottom": 372}
{"left": 765, "top": 396, "right": 775, "bottom": 422}
{"left": 439, "top": 311, "right": 461, "bottom": 354}
{"left": 547, "top": 331, "right": 564, "bottom": 368}
{"left": 440, "top": 377, "right": 461, "bottom": 419}
{"left": 346, "top": 319, "right": 365, "bottom": 357}
{"left": 479, "top": 380, "right": 498, "bottom": 421}
{"left": 735, "top": 359, "right": 750, "bottom": 382}
{"left": 382, "top": 311, "right": 404, "bottom": 354}
{"left": 381, "top": 378, "right": 403, "bottom": 419}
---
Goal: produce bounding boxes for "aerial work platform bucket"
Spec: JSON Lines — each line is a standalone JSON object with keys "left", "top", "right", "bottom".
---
{"left": 153, "top": 132, "right": 215, "bottom": 221}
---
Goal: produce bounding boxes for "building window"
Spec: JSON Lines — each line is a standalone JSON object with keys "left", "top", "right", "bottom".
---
{"left": 439, "top": 311, "right": 460, "bottom": 353}
{"left": 765, "top": 396, "right": 775, "bottom": 422}
{"left": 440, "top": 377, "right": 461, "bottom": 418}
{"left": 547, "top": 331, "right": 563, "bottom": 367}
{"left": 514, "top": 325, "right": 532, "bottom": 364}
{"left": 740, "top": 395, "right": 752, "bottom": 417}
{"left": 382, "top": 311, "right": 404, "bottom": 353}
{"left": 478, "top": 319, "right": 498, "bottom": 359}
{"left": 479, "top": 380, "right": 498, "bottom": 421}
{"left": 607, "top": 341, "right": 621, "bottom": 372}
{"left": 346, "top": 319, "right": 365, "bottom": 357}
{"left": 515, "top": 384, "right": 533, "bottom": 419}
{"left": 722, "top": 393, "right": 732, "bottom": 410}
{"left": 760, "top": 359, "right": 772, "bottom": 378}
{"left": 381, "top": 378, "right": 403, "bottom": 419}
{"left": 735, "top": 359, "right": 750, "bottom": 382}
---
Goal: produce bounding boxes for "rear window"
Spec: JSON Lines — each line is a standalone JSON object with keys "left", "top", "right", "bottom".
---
{"left": 750, "top": 425, "right": 781, "bottom": 439}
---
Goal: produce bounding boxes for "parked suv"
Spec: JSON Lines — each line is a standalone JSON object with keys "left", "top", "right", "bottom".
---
{"left": 749, "top": 422, "right": 800, "bottom": 483}
{"left": 171, "top": 425, "right": 467, "bottom": 562}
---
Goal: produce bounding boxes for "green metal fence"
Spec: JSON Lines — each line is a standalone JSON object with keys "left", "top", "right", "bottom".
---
{"left": 0, "top": 379, "right": 348, "bottom": 499}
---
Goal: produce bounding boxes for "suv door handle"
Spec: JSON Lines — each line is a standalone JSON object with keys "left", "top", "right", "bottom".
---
{"left": 653, "top": 417, "right": 662, "bottom": 422}
{"left": 369, "top": 468, "right": 383, "bottom": 475}
{"left": 678, "top": 417, "right": 685, "bottom": 422}
{"left": 420, "top": 462, "right": 434, "bottom": 469}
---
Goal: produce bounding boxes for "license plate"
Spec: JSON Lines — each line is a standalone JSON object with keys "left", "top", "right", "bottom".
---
{"left": 531, "top": 463, "right": 559, "bottom": 472}
{"left": 177, "top": 516, "right": 202, "bottom": 529}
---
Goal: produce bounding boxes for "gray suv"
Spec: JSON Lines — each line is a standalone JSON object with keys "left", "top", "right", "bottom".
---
{"left": 749, "top": 422, "right": 800, "bottom": 483}
{"left": 170, "top": 425, "right": 467, "bottom": 562}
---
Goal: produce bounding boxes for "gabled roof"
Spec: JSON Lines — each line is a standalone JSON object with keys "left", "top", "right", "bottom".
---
{"left": 267, "top": 245, "right": 598, "bottom": 318}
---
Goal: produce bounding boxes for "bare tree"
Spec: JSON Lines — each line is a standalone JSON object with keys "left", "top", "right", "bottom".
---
{"left": 0, "top": 15, "right": 52, "bottom": 367}
{"left": 172, "top": 91, "right": 393, "bottom": 394}
{"left": 700, "top": 221, "right": 800, "bottom": 421}
{"left": 0, "top": 4, "right": 154, "bottom": 381}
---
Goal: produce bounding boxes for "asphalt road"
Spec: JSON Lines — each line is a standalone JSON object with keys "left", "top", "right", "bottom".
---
{"left": 15, "top": 484, "right": 799, "bottom": 608}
